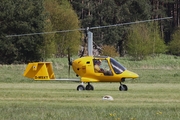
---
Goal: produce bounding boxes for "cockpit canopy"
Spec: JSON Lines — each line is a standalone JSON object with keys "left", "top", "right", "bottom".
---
{"left": 110, "top": 58, "right": 126, "bottom": 74}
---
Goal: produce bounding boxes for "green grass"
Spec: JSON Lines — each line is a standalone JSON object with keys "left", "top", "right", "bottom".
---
{"left": 0, "top": 54, "right": 180, "bottom": 120}
{"left": 0, "top": 83, "right": 180, "bottom": 120}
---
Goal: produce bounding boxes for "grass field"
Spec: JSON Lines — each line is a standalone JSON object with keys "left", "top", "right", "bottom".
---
{"left": 0, "top": 83, "right": 180, "bottom": 120}
{"left": 0, "top": 54, "right": 180, "bottom": 120}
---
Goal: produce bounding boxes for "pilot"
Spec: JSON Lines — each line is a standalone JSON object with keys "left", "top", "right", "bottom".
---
{"left": 94, "top": 60, "right": 104, "bottom": 73}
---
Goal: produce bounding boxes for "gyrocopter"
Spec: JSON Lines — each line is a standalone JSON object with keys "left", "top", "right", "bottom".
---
{"left": 7, "top": 17, "right": 172, "bottom": 91}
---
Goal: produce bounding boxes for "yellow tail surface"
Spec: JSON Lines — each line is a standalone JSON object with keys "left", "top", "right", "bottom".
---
{"left": 23, "top": 62, "right": 55, "bottom": 80}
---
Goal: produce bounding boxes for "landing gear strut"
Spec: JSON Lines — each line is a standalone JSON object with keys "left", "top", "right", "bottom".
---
{"left": 119, "top": 83, "right": 128, "bottom": 91}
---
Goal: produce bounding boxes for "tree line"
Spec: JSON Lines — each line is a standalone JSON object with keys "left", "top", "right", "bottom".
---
{"left": 0, "top": 0, "right": 81, "bottom": 64}
{"left": 70, "top": 0, "right": 180, "bottom": 58}
{"left": 0, "top": 0, "right": 180, "bottom": 64}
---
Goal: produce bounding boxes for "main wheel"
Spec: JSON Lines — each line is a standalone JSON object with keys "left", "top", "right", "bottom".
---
{"left": 86, "top": 84, "right": 94, "bottom": 90}
{"left": 77, "top": 85, "right": 85, "bottom": 91}
{"left": 119, "top": 84, "right": 128, "bottom": 91}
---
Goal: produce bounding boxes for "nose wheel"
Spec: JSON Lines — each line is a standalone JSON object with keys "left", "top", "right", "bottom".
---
{"left": 119, "top": 83, "right": 128, "bottom": 91}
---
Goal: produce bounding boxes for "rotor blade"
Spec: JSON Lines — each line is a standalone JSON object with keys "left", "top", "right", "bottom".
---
{"left": 6, "top": 28, "right": 86, "bottom": 37}
{"left": 6, "top": 17, "right": 172, "bottom": 37}
{"left": 89, "top": 17, "right": 173, "bottom": 30}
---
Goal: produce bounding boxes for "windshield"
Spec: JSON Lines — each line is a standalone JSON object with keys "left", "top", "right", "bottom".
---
{"left": 110, "top": 58, "right": 126, "bottom": 74}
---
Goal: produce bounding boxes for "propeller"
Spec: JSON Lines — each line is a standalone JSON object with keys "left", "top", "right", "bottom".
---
{"left": 79, "top": 28, "right": 88, "bottom": 57}
{"left": 67, "top": 48, "right": 72, "bottom": 77}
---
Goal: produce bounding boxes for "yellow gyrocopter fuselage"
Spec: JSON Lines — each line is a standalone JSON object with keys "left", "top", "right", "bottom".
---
{"left": 72, "top": 56, "right": 138, "bottom": 83}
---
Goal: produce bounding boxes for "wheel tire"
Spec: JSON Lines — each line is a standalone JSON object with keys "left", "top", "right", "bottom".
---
{"left": 86, "top": 84, "right": 94, "bottom": 90}
{"left": 119, "top": 84, "right": 128, "bottom": 91}
{"left": 77, "top": 85, "right": 85, "bottom": 91}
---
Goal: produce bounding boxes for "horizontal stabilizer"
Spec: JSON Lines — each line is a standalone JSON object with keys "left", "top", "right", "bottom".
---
{"left": 23, "top": 62, "right": 55, "bottom": 80}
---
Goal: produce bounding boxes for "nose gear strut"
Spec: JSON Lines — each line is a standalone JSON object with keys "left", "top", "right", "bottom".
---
{"left": 119, "top": 82, "right": 128, "bottom": 91}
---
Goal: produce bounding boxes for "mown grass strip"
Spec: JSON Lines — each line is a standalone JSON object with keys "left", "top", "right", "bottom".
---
{"left": 0, "top": 83, "right": 180, "bottom": 120}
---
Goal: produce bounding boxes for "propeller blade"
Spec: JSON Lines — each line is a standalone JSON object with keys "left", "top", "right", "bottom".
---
{"left": 79, "top": 30, "right": 88, "bottom": 57}
{"left": 68, "top": 48, "right": 72, "bottom": 65}
{"left": 80, "top": 46, "right": 85, "bottom": 58}
{"left": 68, "top": 63, "right": 70, "bottom": 77}
{"left": 67, "top": 48, "right": 72, "bottom": 77}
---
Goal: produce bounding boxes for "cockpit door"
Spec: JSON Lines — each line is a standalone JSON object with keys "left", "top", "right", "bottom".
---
{"left": 93, "top": 59, "right": 113, "bottom": 76}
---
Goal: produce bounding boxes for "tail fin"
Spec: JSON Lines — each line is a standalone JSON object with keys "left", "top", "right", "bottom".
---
{"left": 23, "top": 62, "right": 55, "bottom": 80}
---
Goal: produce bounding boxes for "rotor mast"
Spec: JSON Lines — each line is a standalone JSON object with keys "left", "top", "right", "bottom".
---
{"left": 87, "top": 27, "right": 93, "bottom": 56}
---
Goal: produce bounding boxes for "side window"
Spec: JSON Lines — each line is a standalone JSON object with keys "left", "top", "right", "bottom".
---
{"left": 93, "top": 59, "right": 102, "bottom": 73}
{"left": 93, "top": 59, "right": 112, "bottom": 76}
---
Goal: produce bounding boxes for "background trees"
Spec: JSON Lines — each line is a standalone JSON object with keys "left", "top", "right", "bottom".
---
{"left": 44, "top": 0, "right": 81, "bottom": 58}
{"left": 70, "top": 0, "right": 152, "bottom": 57}
{"left": 70, "top": 0, "right": 179, "bottom": 58}
{"left": 168, "top": 28, "right": 180, "bottom": 55}
{"left": 0, "top": 0, "right": 45, "bottom": 64}
{"left": 126, "top": 22, "right": 166, "bottom": 60}
{"left": 0, "top": 0, "right": 81, "bottom": 64}
{"left": 0, "top": 0, "right": 180, "bottom": 64}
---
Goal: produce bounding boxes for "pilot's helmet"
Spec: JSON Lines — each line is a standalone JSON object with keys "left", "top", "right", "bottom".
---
{"left": 95, "top": 60, "right": 101, "bottom": 64}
